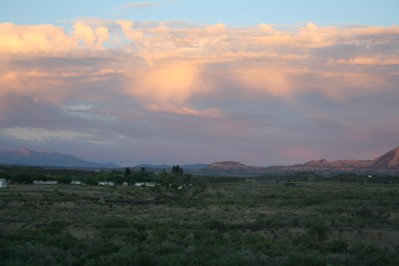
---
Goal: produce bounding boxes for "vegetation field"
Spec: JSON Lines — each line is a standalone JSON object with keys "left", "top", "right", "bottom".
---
{"left": 1, "top": 176, "right": 399, "bottom": 265}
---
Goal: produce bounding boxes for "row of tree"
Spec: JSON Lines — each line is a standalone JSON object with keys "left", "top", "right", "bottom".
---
{"left": 1, "top": 165, "right": 207, "bottom": 191}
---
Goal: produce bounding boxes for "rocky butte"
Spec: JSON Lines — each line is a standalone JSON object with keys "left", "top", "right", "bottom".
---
{"left": 193, "top": 146, "right": 399, "bottom": 176}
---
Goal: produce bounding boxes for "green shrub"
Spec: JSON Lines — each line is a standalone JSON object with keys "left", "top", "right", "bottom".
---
{"left": 307, "top": 222, "right": 330, "bottom": 241}
{"left": 102, "top": 216, "right": 129, "bottom": 229}
{"left": 327, "top": 240, "right": 348, "bottom": 253}
{"left": 205, "top": 219, "right": 229, "bottom": 232}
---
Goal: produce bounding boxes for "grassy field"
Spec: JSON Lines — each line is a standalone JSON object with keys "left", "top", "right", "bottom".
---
{"left": 1, "top": 179, "right": 399, "bottom": 265}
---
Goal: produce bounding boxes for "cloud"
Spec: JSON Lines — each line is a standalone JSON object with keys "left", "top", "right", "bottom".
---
{"left": 2, "top": 20, "right": 398, "bottom": 108}
{"left": 0, "top": 127, "right": 94, "bottom": 141}
{"left": 206, "top": 23, "right": 226, "bottom": 34}
{"left": 146, "top": 104, "right": 223, "bottom": 118}
{"left": 2, "top": 21, "right": 398, "bottom": 106}
{"left": 73, "top": 23, "right": 109, "bottom": 48}
{"left": 126, "top": 63, "right": 205, "bottom": 104}
{"left": 0, "top": 64, "right": 123, "bottom": 106}
{"left": 233, "top": 67, "right": 294, "bottom": 97}
{"left": 1, "top": 20, "right": 398, "bottom": 164}
{"left": 0, "top": 22, "right": 112, "bottom": 57}
{"left": 0, "top": 23, "right": 78, "bottom": 56}
{"left": 328, "top": 55, "right": 399, "bottom": 66}
{"left": 116, "top": 20, "right": 143, "bottom": 41}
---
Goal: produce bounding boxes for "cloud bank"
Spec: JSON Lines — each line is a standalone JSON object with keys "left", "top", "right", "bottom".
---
{"left": 0, "top": 20, "right": 398, "bottom": 165}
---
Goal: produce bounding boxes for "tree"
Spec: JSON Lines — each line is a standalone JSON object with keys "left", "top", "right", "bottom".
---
{"left": 124, "top": 167, "right": 131, "bottom": 178}
{"left": 12, "top": 174, "right": 33, "bottom": 184}
{"left": 172, "top": 165, "right": 183, "bottom": 176}
{"left": 82, "top": 176, "right": 97, "bottom": 185}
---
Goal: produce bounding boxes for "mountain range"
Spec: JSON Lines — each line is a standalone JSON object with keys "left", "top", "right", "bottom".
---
{"left": 0, "top": 148, "right": 119, "bottom": 169}
{"left": 278, "top": 146, "right": 399, "bottom": 176}
{"left": 192, "top": 146, "right": 399, "bottom": 176}
{"left": 1, "top": 146, "right": 399, "bottom": 176}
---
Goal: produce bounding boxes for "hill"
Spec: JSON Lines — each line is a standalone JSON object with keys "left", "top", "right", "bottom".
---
{"left": 266, "top": 146, "right": 399, "bottom": 176}
{"left": 300, "top": 147, "right": 399, "bottom": 169}
{"left": 190, "top": 146, "right": 399, "bottom": 176}
{"left": 373, "top": 146, "right": 399, "bottom": 168}
{"left": 207, "top": 161, "right": 263, "bottom": 170}
{"left": 186, "top": 161, "right": 267, "bottom": 176}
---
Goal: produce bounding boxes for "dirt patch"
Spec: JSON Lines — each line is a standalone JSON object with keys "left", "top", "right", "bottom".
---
{"left": 53, "top": 201, "right": 77, "bottom": 208}
{"left": 387, "top": 212, "right": 399, "bottom": 221}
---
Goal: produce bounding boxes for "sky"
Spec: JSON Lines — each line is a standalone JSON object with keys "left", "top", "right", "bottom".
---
{"left": 0, "top": 1, "right": 399, "bottom": 166}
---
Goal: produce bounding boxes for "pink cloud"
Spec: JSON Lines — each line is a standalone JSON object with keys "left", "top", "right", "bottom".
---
{"left": 0, "top": 69, "right": 71, "bottom": 104}
{"left": 0, "top": 20, "right": 397, "bottom": 165}
{"left": 2, "top": 19, "right": 398, "bottom": 117}
{"left": 233, "top": 67, "right": 294, "bottom": 98}
{"left": 329, "top": 56, "right": 399, "bottom": 66}
{"left": 146, "top": 104, "right": 223, "bottom": 118}
{"left": 125, "top": 63, "right": 212, "bottom": 106}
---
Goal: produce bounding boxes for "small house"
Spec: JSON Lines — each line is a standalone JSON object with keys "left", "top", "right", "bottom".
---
{"left": 0, "top": 178, "right": 8, "bottom": 188}
{"left": 98, "top": 181, "right": 115, "bottom": 186}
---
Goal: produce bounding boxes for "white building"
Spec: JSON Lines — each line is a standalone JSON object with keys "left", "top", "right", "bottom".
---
{"left": 0, "top": 179, "right": 8, "bottom": 188}
{"left": 33, "top": 180, "right": 58, "bottom": 185}
{"left": 134, "top": 182, "right": 157, "bottom": 187}
{"left": 98, "top": 181, "right": 115, "bottom": 186}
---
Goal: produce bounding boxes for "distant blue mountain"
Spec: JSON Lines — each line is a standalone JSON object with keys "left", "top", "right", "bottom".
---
{"left": 182, "top": 164, "right": 209, "bottom": 169}
{"left": 0, "top": 148, "right": 119, "bottom": 168}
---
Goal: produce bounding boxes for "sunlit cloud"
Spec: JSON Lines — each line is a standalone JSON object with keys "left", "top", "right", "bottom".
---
{"left": 116, "top": 20, "right": 143, "bottom": 41}
{"left": 73, "top": 23, "right": 109, "bottom": 49}
{"left": 1, "top": 20, "right": 398, "bottom": 105}
{"left": 125, "top": 63, "right": 208, "bottom": 105}
{"left": 0, "top": 23, "right": 77, "bottom": 56}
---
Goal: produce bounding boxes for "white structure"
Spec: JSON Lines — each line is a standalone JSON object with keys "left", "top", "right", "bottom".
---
{"left": 134, "top": 182, "right": 157, "bottom": 187}
{"left": 71, "top": 181, "right": 82, "bottom": 185}
{"left": 98, "top": 181, "right": 115, "bottom": 186}
{"left": 33, "top": 180, "right": 58, "bottom": 185}
{"left": 0, "top": 179, "right": 8, "bottom": 188}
